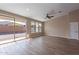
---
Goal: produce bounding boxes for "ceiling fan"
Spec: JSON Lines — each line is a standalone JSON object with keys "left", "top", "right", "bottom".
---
{"left": 45, "top": 10, "right": 62, "bottom": 19}
{"left": 46, "top": 13, "right": 54, "bottom": 19}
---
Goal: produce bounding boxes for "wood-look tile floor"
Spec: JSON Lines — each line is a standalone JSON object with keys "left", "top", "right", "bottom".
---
{"left": 0, "top": 36, "right": 79, "bottom": 55}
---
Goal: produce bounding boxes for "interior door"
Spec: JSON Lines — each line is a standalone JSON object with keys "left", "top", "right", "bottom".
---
{"left": 70, "top": 22, "right": 78, "bottom": 39}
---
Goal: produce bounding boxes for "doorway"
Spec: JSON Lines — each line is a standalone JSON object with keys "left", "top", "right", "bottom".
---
{"left": 70, "top": 22, "right": 78, "bottom": 40}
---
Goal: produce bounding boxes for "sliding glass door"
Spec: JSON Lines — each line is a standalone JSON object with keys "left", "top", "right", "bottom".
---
{"left": 15, "top": 20, "right": 26, "bottom": 40}
{"left": 0, "top": 17, "right": 14, "bottom": 44}
{"left": 0, "top": 15, "right": 27, "bottom": 44}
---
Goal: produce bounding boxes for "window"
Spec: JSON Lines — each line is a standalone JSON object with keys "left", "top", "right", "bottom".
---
{"left": 31, "top": 21, "right": 42, "bottom": 33}
{"left": 36, "top": 22, "right": 39, "bottom": 32}
{"left": 38, "top": 23, "right": 42, "bottom": 32}
{"left": 31, "top": 21, "right": 36, "bottom": 33}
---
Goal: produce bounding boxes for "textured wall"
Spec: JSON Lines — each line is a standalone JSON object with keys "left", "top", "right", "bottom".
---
{"left": 45, "top": 15, "right": 70, "bottom": 38}
{"left": 45, "top": 9, "right": 79, "bottom": 39}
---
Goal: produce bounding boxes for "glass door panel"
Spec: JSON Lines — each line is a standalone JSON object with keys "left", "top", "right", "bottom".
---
{"left": 15, "top": 20, "right": 26, "bottom": 40}
{"left": 0, "top": 17, "right": 14, "bottom": 44}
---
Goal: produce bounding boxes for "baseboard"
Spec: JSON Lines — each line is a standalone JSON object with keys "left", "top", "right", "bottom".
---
{"left": 45, "top": 35, "right": 70, "bottom": 39}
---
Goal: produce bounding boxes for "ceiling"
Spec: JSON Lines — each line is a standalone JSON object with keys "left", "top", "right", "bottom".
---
{"left": 0, "top": 3, "right": 79, "bottom": 21}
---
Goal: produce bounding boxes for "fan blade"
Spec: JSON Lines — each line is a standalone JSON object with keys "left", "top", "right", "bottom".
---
{"left": 50, "top": 16, "right": 54, "bottom": 17}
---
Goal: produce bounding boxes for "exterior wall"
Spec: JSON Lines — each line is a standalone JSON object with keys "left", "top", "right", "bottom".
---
{"left": 0, "top": 25, "right": 25, "bottom": 34}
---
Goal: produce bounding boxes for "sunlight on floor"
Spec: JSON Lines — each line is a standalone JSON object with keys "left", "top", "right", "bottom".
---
{"left": 0, "top": 37, "right": 26, "bottom": 44}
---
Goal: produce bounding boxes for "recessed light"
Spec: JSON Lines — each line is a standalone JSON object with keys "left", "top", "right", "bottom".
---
{"left": 26, "top": 8, "right": 30, "bottom": 11}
